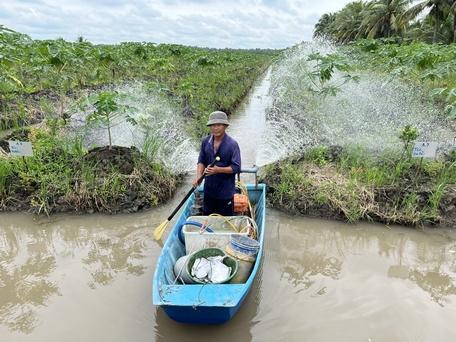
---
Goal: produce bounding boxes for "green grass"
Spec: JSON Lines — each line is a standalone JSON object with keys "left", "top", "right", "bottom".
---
{"left": 0, "top": 158, "right": 13, "bottom": 195}
{"left": 261, "top": 145, "right": 456, "bottom": 226}
{"left": 0, "top": 128, "right": 179, "bottom": 214}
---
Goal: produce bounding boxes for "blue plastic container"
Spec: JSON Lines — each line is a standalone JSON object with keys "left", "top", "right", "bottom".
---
{"left": 229, "top": 235, "right": 260, "bottom": 257}
{"left": 225, "top": 235, "right": 260, "bottom": 283}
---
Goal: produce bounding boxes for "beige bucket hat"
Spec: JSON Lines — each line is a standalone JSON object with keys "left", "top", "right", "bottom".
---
{"left": 206, "top": 111, "right": 230, "bottom": 126}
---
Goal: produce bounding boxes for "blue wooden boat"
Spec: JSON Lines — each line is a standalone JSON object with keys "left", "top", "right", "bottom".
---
{"left": 152, "top": 181, "right": 266, "bottom": 324}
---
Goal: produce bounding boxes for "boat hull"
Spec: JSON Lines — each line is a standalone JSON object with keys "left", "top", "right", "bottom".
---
{"left": 162, "top": 305, "right": 238, "bottom": 324}
{"left": 153, "top": 183, "right": 266, "bottom": 324}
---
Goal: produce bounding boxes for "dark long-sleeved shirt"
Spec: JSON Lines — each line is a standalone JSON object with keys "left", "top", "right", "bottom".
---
{"left": 197, "top": 133, "right": 241, "bottom": 200}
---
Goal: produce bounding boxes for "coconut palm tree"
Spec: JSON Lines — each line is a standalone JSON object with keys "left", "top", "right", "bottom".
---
{"left": 313, "top": 13, "right": 336, "bottom": 39}
{"left": 405, "top": 0, "right": 454, "bottom": 43}
{"left": 450, "top": 1, "right": 456, "bottom": 42}
{"left": 332, "top": 1, "right": 367, "bottom": 43}
{"left": 359, "top": 0, "right": 411, "bottom": 38}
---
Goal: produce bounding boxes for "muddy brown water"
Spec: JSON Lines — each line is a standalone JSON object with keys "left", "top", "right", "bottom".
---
{"left": 1, "top": 207, "right": 456, "bottom": 341}
{"left": 2, "top": 70, "right": 456, "bottom": 341}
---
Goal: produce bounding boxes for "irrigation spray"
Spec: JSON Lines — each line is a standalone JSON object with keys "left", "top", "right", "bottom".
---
{"left": 256, "top": 41, "right": 456, "bottom": 166}
{"left": 68, "top": 82, "right": 197, "bottom": 173}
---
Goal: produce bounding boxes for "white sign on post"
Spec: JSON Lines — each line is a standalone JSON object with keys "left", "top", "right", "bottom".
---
{"left": 8, "top": 140, "right": 33, "bottom": 157}
{"left": 412, "top": 141, "right": 438, "bottom": 158}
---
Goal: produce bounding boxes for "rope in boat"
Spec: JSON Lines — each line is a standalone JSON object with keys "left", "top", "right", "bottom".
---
{"left": 206, "top": 213, "right": 256, "bottom": 239}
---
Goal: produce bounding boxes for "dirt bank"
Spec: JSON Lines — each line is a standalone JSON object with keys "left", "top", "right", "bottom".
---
{"left": 259, "top": 148, "right": 456, "bottom": 227}
{"left": 0, "top": 139, "right": 181, "bottom": 215}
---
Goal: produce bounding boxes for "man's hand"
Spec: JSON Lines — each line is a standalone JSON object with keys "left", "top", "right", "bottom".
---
{"left": 193, "top": 163, "right": 206, "bottom": 188}
{"left": 193, "top": 158, "right": 223, "bottom": 186}
{"left": 204, "top": 165, "right": 219, "bottom": 176}
{"left": 192, "top": 177, "right": 200, "bottom": 188}
{"left": 192, "top": 166, "right": 216, "bottom": 187}
{"left": 192, "top": 172, "right": 204, "bottom": 188}
{"left": 206, "top": 165, "right": 233, "bottom": 176}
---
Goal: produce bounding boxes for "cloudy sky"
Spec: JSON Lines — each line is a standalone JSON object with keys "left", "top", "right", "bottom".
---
{"left": 1, "top": 0, "right": 352, "bottom": 49}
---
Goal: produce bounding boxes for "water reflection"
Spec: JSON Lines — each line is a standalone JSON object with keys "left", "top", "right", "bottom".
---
{"left": 409, "top": 270, "right": 456, "bottom": 305}
{"left": 273, "top": 213, "right": 456, "bottom": 307}
{"left": 275, "top": 220, "right": 345, "bottom": 290}
{"left": 0, "top": 214, "right": 155, "bottom": 334}
{"left": 0, "top": 226, "right": 59, "bottom": 334}
{"left": 82, "top": 230, "right": 148, "bottom": 289}
{"left": 387, "top": 240, "right": 456, "bottom": 306}
{"left": 281, "top": 255, "right": 342, "bottom": 289}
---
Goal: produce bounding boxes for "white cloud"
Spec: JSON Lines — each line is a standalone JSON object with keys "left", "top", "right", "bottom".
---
{"left": 1, "top": 0, "right": 352, "bottom": 48}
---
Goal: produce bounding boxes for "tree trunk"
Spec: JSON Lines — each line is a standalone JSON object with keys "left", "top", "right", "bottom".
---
{"left": 385, "top": 24, "right": 391, "bottom": 38}
{"left": 60, "top": 97, "right": 64, "bottom": 120}
{"left": 433, "top": 20, "right": 439, "bottom": 43}
{"left": 107, "top": 116, "right": 112, "bottom": 149}
{"left": 108, "top": 127, "right": 112, "bottom": 149}
{"left": 453, "top": 16, "right": 456, "bottom": 43}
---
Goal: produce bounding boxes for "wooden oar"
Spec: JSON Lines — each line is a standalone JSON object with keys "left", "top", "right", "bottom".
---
{"left": 153, "top": 156, "right": 220, "bottom": 240}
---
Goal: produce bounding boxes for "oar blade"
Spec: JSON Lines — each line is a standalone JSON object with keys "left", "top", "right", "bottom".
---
{"left": 153, "top": 220, "right": 169, "bottom": 240}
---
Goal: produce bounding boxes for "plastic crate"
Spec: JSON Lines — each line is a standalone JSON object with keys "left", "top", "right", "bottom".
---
{"left": 182, "top": 216, "right": 252, "bottom": 254}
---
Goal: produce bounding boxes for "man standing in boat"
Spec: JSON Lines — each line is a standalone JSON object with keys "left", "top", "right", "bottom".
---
{"left": 192, "top": 111, "right": 241, "bottom": 216}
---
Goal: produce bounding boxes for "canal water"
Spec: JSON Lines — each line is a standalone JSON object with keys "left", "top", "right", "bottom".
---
{"left": 1, "top": 70, "right": 456, "bottom": 342}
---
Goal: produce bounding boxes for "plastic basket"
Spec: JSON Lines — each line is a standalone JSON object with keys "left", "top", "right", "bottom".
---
{"left": 182, "top": 216, "right": 252, "bottom": 254}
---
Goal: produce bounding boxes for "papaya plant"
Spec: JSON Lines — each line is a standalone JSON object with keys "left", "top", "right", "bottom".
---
{"left": 306, "top": 52, "right": 359, "bottom": 97}
{"left": 86, "top": 91, "right": 135, "bottom": 149}
{"left": 399, "top": 124, "right": 419, "bottom": 158}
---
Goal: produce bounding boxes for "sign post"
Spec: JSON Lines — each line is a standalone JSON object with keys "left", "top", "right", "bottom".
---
{"left": 412, "top": 142, "right": 438, "bottom": 159}
{"left": 8, "top": 141, "right": 34, "bottom": 157}
{"left": 8, "top": 141, "right": 34, "bottom": 171}
{"left": 411, "top": 141, "right": 438, "bottom": 182}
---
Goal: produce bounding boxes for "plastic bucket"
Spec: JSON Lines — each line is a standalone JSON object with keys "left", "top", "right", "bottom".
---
{"left": 187, "top": 248, "right": 238, "bottom": 284}
{"left": 229, "top": 235, "right": 260, "bottom": 256}
{"left": 225, "top": 235, "right": 259, "bottom": 284}
{"left": 173, "top": 255, "right": 195, "bottom": 284}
